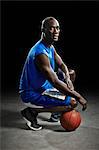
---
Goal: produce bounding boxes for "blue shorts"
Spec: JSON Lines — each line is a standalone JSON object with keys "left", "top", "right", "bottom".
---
{"left": 20, "top": 91, "right": 71, "bottom": 108}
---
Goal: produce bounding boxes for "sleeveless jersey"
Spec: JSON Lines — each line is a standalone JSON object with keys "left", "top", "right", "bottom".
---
{"left": 19, "top": 40, "right": 55, "bottom": 94}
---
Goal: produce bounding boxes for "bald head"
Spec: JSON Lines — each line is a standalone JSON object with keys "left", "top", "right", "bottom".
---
{"left": 41, "top": 17, "right": 59, "bottom": 32}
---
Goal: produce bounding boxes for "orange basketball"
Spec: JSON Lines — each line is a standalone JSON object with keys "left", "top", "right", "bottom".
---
{"left": 60, "top": 109, "right": 81, "bottom": 131}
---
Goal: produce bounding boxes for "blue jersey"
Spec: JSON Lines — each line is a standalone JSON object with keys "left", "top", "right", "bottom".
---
{"left": 19, "top": 40, "right": 55, "bottom": 95}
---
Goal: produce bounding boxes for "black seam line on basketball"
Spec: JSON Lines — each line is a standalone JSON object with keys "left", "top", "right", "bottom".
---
{"left": 67, "top": 110, "right": 73, "bottom": 130}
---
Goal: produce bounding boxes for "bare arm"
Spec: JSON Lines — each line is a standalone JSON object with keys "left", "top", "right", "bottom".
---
{"left": 54, "top": 49, "right": 74, "bottom": 90}
{"left": 54, "top": 49, "right": 70, "bottom": 78}
{"left": 35, "top": 54, "right": 87, "bottom": 110}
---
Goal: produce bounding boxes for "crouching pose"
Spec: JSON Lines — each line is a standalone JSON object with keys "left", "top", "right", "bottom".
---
{"left": 19, "top": 17, "right": 87, "bottom": 131}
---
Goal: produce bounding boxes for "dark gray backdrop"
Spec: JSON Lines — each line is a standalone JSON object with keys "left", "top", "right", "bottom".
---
{"left": 1, "top": 1, "right": 99, "bottom": 94}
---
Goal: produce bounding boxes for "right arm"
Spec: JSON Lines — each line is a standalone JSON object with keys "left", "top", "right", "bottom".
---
{"left": 35, "top": 54, "right": 87, "bottom": 110}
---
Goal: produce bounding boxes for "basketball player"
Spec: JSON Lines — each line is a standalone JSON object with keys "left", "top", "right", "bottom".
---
{"left": 19, "top": 17, "right": 87, "bottom": 131}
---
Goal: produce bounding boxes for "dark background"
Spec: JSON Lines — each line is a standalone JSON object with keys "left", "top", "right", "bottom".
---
{"left": 1, "top": 1, "right": 99, "bottom": 95}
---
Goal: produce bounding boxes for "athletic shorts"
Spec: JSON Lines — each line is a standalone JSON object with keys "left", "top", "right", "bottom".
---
{"left": 20, "top": 90, "right": 71, "bottom": 108}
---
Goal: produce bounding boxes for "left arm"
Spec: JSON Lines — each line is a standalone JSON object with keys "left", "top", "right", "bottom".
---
{"left": 54, "top": 49, "right": 74, "bottom": 90}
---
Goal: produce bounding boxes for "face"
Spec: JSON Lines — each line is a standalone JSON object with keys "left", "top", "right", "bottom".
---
{"left": 44, "top": 19, "right": 60, "bottom": 42}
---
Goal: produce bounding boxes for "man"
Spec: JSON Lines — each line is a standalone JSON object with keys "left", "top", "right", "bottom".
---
{"left": 19, "top": 16, "right": 87, "bottom": 131}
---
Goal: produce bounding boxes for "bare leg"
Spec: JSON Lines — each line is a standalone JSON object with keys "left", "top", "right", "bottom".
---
{"left": 31, "top": 105, "right": 72, "bottom": 113}
{"left": 31, "top": 97, "right": 77, "bottom": 113}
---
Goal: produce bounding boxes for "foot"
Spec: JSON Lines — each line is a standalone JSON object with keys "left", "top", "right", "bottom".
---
{"left": 21, "top": 108, "right": 42, "bottom": 131}
{"left": 48, "top": 112, "right": 61, "bottom": 122}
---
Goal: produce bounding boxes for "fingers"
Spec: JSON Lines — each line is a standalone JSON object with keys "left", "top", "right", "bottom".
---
{"left": 82, "top": 104, "right": 87, "bottom": 111}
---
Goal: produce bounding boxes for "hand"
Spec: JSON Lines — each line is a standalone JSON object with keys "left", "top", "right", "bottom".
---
{"left": 79, "top": 96, "right": 87, "bottom": 111}
{"left": 82, "top": 103, "right": 87, "bottom": 111}
{"left": 70, "top": 90, "right": 87, "bottom": 111}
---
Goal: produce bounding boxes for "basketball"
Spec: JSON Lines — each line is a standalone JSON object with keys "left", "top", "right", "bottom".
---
{"left": 60, "top": 109, "right": 81, "bottom": 131}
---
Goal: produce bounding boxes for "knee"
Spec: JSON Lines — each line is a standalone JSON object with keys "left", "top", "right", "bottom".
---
{"left": 69, "top": 69, "right": 76, "bottom": 82}
{"left": 70, "top": 98, "right": 78, "bottom": 108}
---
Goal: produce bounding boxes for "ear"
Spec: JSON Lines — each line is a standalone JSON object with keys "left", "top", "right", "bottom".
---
{"left": 41, "top": 28, "right": 47, "bottom": 33}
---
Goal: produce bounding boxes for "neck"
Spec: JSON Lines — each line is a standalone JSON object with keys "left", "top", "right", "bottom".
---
{"left": 41, "top": 35, "right": 54, "bottom": 48}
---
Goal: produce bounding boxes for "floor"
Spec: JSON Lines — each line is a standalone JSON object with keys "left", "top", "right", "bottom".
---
{"left": 1, "top": 90, "right": 99, "bottom": 150}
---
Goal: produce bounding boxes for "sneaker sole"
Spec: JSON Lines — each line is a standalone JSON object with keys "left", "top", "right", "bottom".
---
{"left": 48, "top": 117, "right": 60, "bottom": 122}
{"left": 23, "top": 117, "right": 42, "bottom": 131}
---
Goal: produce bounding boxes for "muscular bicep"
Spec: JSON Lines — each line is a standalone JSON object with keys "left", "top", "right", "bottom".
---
{"left": 54, "top": 49, "right": 63, "bottom": 67}
{"left": 35, "top": 54, "right": 58, "bottom": 83}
